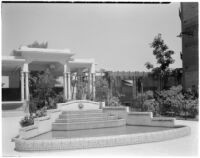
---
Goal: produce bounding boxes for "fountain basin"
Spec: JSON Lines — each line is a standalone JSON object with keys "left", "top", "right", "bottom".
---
{"left": 13, "top": 101, "right": 191, "bottom": 151}
{"left": 14, "top": 125, "right": 190, "bottom": 151}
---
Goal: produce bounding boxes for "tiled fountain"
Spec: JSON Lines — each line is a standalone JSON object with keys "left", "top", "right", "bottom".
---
{"left": 13, "top": 100, "right": 191, "bottom": 151}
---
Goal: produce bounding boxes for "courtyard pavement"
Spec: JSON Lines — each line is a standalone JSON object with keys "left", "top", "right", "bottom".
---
{"left": 1, "top": 116, "right": 199, "bottom": 157}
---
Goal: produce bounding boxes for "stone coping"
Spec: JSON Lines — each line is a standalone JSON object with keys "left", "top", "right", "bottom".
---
{"left": 34, "top": 116, "right": 50, "bottom": 121}
{"left": 58, "top": 100, "right": 100, "bottom": 106}
{"left": 128, "top": 112, "right": 152, "bottom": 115}
{"left": 19, "top": 125, "right": 38, "bottom": 132}
{"left": 152, "top": 117, "right": 175, "bottom": 121}
{"left": 14, "top": 125, "right": 190, "bottom": 151}
{"left": 47, "top": 109, "right": 61, "bottom": 113}
{"left": 103, "top": 106, "right": 127, "bottom": 110}
{"left": 62, "top": 109, "right": 102, "bottom": 114}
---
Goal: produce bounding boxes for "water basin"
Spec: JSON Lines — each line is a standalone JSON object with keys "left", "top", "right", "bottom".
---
{"left": 29, "top": 125, "right": 182, "bottom": 140}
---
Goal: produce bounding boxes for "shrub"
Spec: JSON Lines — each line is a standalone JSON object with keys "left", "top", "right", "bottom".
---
{"left": 29, "top": 69, "right": 59, "bottom": 113}
{"left": 20, "top": 115, "right": 34, "bottom": 127}
{"left": 54, "top": 92, "right": 64, "bottom": 103}
{"left": 20, "top": 107, "right": 47, "bottom": 127}
{"left": 108, "top": 96, "right": 121, "bottom": 106}
{"left": 183, "top": 99, "right": 198, "bottom": 118}
{"left": 35, "top": 106, "right": 47, "bottom": 117}
{"left": 95, "top": 77, "right": 109, "bottom": 102}
{"left": 155, "top": 85, "right": 198, "bottom": 118}
{"left": 135, "top": 90, "right": 154, "bottom": 111}
{"left": 143, "top": 99, "right": 160, "bottom": 116}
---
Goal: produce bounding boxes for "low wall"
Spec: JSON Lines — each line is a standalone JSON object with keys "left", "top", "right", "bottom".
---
{"left": 15, "top": 126, "right": 191, "bottom": 151}
{"left": 18, "top": 109, "right": 61, "bottom": 139}
{"left": 2, "top": 101, "right": 25, "bottom": 117}
{"left": 34, "top": 116, "right": 51, "bottom": 134}
{"left": 127, "top": 112, "right": 152, "bottom": 126}
{"left": 127, "top": 112, "right": 175, "bottom": 127}
{"left": 57, "top": 100, "right": 104, "bottom": 111}
{"left": 19, "top": 125, "right": 38, "bottom": 139}
{"left": 102, "top": 106, "right": 128, "bottom": 119}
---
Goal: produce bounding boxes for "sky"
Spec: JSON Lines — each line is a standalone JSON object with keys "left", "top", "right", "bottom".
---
{"left": 2, "top": 2, "right": 182, "bottom": 72}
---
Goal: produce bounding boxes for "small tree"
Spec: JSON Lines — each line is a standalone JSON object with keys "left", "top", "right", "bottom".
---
{"left": 145, "top": 34, "right": 175, "bottom": 90}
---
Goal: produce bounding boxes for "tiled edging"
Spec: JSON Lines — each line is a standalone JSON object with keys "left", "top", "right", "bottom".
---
{"left": 14, "top": 126, "right": 190, "bottom": 151}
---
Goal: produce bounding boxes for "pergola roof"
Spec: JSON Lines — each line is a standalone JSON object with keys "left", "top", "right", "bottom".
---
{"left": 2, "top": 46, "right": 96, "bottom": 73}
{"left": 2, "top": 56, "right": 25, "bottom": 71}
{"left": 13, "top": 46, "right": 74, "bottom": 63}
{"left": 69, "top": 59, "right": 95, "bottom": 72}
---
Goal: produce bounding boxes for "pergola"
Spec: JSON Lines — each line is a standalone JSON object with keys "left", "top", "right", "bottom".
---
{"left": 2, "top": 46, "right": 96, "bottom": 112}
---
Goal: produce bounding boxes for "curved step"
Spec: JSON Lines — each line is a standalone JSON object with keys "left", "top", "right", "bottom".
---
{"left": 55, "top": 115, "right": 117, "bottom": 123}
{"left": 62, "top": 109, "right": 103, "bottom": 115}
{"left": 59, "top": 113, "right": 105, "bottom": 119}
{"left": 52, "top": 119, "right": 126, "bottom": 131}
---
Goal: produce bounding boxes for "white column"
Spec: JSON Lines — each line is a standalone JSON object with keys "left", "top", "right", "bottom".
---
{"left": 67, "top": 72, "right": 71, "bottom": 100}
{"left": 64, "top": 62, "right": 71, "bottom": 101}
{"left": 73, "top": 74, "right": 77, "bottom": 100}
{"left": 23, "top": 62, "right": 29, "bottom": 114}
{"left": 88, "top": 72, "right": 92, "bottom": 99}
{"left": 91, "top": 63, "right": 96, "bottom": 100}
{"left": 91, "top": 73, "right": 96, "bottom": 100}
{"left": 63, "top": 64, "right": 68, "bottom": 101}
{"left": 25, "top": 72, "right": 29, "bottom": 101}
{"left": 24, "top": 63, "right": 29, "bottom": 102}
{"left": 20, "top": 70, "right": 24, "bottom": 101}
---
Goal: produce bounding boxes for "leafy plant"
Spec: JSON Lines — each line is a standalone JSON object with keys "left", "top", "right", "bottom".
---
{"left": 108, "top": 96, "right": 121, "bottom": 106}
{"left": 35, "top": 106, "right": 47, "bottom": 117}
{"left": 20, "top": 115, "right": 34, "bottom": 127}
{"left": 29, "top": 68, "right": 61, "bottom": 113}
{"left": 75, "top": 73, "right": 88, "bottom": 100}
{"left": 143, "top": 99, "right": 160, "bottom": 116}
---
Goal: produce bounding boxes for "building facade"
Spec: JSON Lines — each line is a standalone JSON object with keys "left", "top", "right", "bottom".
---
{"left": 180, "top": 2, "right": 198, "bottom": 90}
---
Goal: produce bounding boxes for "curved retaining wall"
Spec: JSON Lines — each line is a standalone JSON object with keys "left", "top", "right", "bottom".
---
{"left": 14, "top": 126, "right": 190, "bottom": 151}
